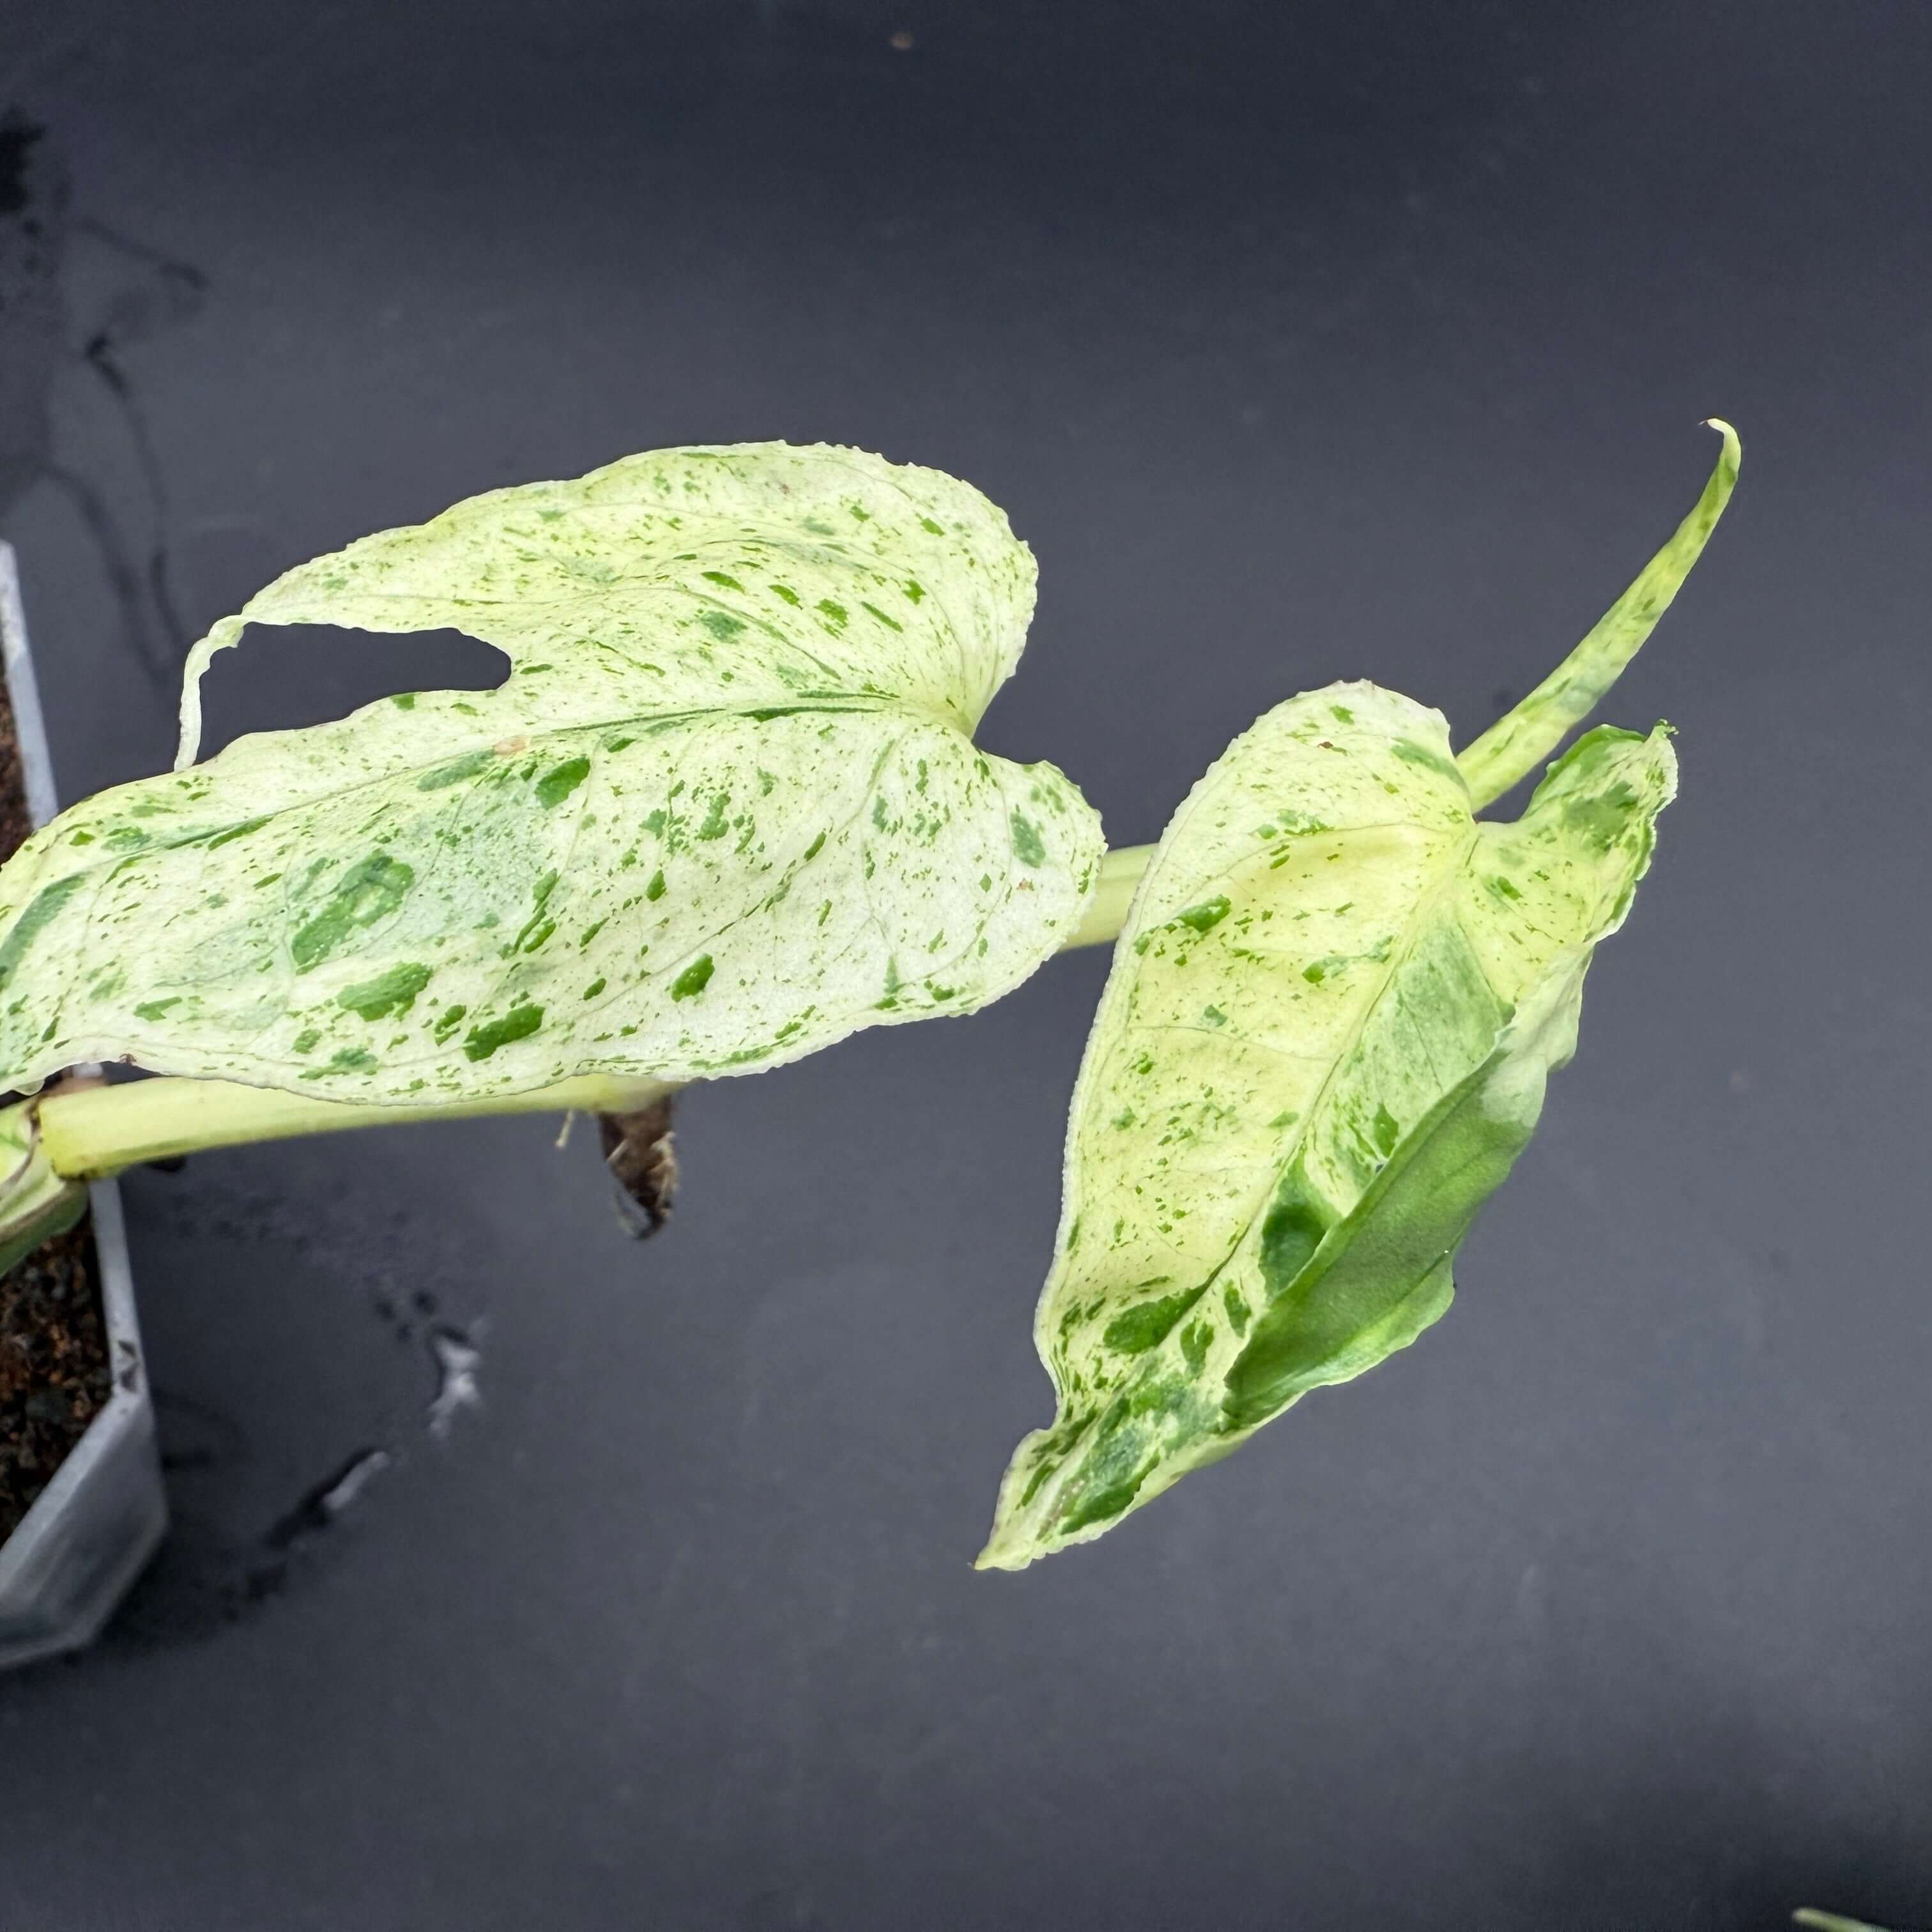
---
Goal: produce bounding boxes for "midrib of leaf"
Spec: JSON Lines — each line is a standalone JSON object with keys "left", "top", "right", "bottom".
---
{"left": 14, "top": 698, "right": 917, "bottom": 882}
{"left": 1114, "top": 735, "right": 1643, "bottom": 1263}
{"left": 1259, "top": 822, "right": 1475, "bottom": 1145}
{"left": 1056, "top": 813, "right": 1480, "bottom": 1329}
{"left": 1038, "top": 825, "right": 1478, "bottom": 1445}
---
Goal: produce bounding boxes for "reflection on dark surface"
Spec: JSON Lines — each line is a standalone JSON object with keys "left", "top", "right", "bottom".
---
{"left": 0, "top": 105, "right": 203, "bottom": 687}
{"left": 102, "top": 1165, "right": 491, "bottom": 1651}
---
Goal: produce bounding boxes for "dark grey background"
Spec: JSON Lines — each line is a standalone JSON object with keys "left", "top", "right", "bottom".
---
{"left": 0, "top": 3, "right": 1926, "bottom": 1927}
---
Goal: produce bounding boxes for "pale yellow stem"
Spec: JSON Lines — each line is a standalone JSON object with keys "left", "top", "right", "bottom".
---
{"left": 34, "top": 843, "right": 1160, "bottom": 1180}
{"left": 40, "top": 1071, "right": 678, "bottom": 1179}
{"left": 1065, "top": 843, "right": 1154, "bottom": 949}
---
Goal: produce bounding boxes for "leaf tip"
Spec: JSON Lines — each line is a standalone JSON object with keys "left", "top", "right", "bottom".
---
{"left": 971, "top": 1533, "right": 1027, "bottom": 1574}
{"left": 1699, "top": 415, "right": 1742, "bottom": 475}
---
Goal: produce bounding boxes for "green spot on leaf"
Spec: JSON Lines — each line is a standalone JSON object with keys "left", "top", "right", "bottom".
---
{"left": 338, "top": 962, "right": 433, "bottom": 1020}
{"left": 536, "top": 756, "right": 592, "bottom": 809}
{"left": 291, "top": 854, "right": 415, "bottom": 972}
{"left": 1176, "top": 896, "right": 1231, "bottom": 934}
{"left": 670, "top": 954, "right": 714, "bottom": 1000}
{"left": 463, "top": 1002, "right": 544, "bottom": 1060}
{"left": 1102, "top": 1285, "right": 1208, "bottom": 1355}
{"left": 1179, "top": 1320, "right": 1213, "bottom": 1375}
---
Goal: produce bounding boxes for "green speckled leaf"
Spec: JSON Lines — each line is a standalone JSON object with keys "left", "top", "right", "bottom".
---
{"left": 980, "top": 683, "right": 1675, "bottom": 1568}
{"left": 0, "top": 444, "right": 1102, "bottom": 1100}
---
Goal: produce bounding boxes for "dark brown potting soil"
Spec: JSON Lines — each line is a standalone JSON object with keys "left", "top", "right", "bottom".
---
{"left": 0, "top": 666, "right": 31, "bottom": 861}
{"left": 0, "top": 1218, "right": 111, "bottom": 1538}
{"left": 0, "top": 663, "right": 113, "bottom": 1539}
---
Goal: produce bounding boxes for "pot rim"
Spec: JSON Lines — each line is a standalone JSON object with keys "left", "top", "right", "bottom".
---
{"left": 0, "top": 537, "right": 158, "bottom": 1613}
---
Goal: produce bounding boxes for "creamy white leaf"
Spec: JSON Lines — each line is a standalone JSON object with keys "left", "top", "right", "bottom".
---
{"left": 0, "top": 443, "right": 1103, "bottom": 1100}
{"left": 981, "top": 684, "right": 1675, "bottom": 1568}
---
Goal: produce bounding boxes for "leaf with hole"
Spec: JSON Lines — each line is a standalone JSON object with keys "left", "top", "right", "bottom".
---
{"left": 0, "top": 444, "right": 1103, "bottom": 1100}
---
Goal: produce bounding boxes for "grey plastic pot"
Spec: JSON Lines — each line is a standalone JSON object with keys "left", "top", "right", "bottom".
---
{"left": 0, "top": 540, "right": 167, "bottom": 1668}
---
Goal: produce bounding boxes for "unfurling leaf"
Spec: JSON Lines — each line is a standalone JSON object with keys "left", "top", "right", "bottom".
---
{"left": 0, "top": 445, "right": 1102, "bottom": 1100}
{"left": 980, "top": 685, "right": 1676, "bottom": 1568}
{"left": 1456, "top": 417, "right": 1738, "bottom": 808}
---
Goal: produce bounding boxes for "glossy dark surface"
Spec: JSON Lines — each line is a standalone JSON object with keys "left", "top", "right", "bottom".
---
{"left": 0, "top": 4, "right": 1926, "bottom": 1926}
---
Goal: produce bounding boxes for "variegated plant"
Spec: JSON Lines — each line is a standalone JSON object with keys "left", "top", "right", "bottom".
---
{"left": 980, "top": 420, "right": 1738, "bottom": 1565}
{"left": 0, "top": 425, "right": 1738, "bottom": 1569}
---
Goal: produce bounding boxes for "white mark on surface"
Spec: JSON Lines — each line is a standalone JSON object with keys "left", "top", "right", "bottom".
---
{"left": 427, "top": 1325, "right": 482, "bottom": 1437}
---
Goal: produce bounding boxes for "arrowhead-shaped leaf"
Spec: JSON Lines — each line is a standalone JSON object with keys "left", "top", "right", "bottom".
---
{"left": 980, "top": 688, "right": 1676, "bottom": 1568}
{"left": 0, "top": 444, "right": 1102, "bottom": 1100}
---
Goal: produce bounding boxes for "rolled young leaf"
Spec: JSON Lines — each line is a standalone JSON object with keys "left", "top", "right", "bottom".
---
{"left": 980, "top": 683, "right": 1676, "bottom": 1568}
{"left": 0, "top": 445, "right": 1103, "bottom": 1101}
{"left": 1456, "top": 418, "right": 1737, "bottom": 809}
